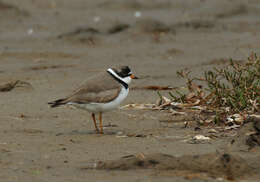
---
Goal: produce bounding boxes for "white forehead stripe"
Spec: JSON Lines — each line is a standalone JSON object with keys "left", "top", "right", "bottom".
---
{"left": 107, "top": 68, "right": 124, "bottom": 81}
{"left": 107, "top": 68, "right": 132, "bottom": 85}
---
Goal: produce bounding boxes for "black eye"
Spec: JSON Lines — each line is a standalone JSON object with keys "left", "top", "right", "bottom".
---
{"left": 119, "top": 66, "right": 131, "bottom": 77}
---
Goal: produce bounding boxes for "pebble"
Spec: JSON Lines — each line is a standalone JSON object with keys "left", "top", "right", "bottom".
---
{"left": 193, "top": 135, "right": 211, "bottom": 140}
{"left": 134, "top": 11, "right": 141, "bottom": 18}
{"left": 208, "top": 129, "right": 218, "bottom": 133}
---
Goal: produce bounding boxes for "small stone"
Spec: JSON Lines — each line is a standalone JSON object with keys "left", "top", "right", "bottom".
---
{"left": 204, "top": 119, "right": 212, "bottom": 124}
{"left": 134, "top": 11, "right": 141, "bottom": 18}
{"left": 194, "top": 127, "right": 201, "bottom": 131}
{"left": 116, "top": 131, "right": 123, "bottom": 135}
{"left": 27, "top": 28, "right": 34, "bottom": 35}
{"left": 93, "top": 16, "right": 100, "bottom": 22}
{"left": 225, "top": 124, "right": 240, "bottom": 130}
{"left": 208, "top": 129, "right": 218, "bottom": 133}
{"left": 193, "top": 135, "right": 211, "bottom": 140}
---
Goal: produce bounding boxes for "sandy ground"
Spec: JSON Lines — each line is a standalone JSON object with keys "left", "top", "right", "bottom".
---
{"left": 0, "top": 0, "right": 260, "bottom": 181}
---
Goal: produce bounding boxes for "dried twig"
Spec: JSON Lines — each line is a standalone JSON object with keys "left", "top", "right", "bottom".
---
{"left": 132, "top": 85, "right": 178, "bottom": 90}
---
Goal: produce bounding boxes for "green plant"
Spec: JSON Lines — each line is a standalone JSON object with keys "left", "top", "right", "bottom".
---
{"left": 169, "top": 52, "right": 259, "bottom": 115}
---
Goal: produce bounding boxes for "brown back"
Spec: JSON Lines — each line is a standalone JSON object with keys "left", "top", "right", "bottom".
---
{"left": 63, "top": 71, "right": 121, "bottom": 104}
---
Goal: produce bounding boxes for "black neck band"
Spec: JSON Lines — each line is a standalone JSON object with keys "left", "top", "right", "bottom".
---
{"left": 107, "top": 70, "right": 128, "bottom": 89}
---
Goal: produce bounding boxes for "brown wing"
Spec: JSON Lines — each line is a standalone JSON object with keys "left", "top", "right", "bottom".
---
{"left": 63, "top": 71, "right": 121, "bottom": 104}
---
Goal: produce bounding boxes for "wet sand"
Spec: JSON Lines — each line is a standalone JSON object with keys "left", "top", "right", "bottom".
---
{"left": 0, "top": 0, "right": 260, "bottom": 181}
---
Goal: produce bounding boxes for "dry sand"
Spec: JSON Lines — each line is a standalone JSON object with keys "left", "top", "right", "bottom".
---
{"left": 0, "top": 0, "right": 260, "bottom": 181}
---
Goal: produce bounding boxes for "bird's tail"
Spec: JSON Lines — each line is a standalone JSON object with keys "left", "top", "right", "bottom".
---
{"left": 48, "top": 98, "right": 67, "bottom": 108}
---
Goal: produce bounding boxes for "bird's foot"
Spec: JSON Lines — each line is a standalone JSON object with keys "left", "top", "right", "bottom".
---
{"left": 95, "top": 129, "right": 100, "bottom": 134}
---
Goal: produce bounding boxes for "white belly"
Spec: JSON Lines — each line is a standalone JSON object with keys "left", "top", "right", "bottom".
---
{"left": 68, "top": 87, "right": 129, "bottom": 113}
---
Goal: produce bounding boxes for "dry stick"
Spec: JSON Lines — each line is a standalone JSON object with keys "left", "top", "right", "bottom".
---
{"left": 131, "top": 85, "right": 178, "bottom": 90}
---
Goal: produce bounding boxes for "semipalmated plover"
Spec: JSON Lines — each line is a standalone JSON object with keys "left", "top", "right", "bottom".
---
{"left": 48, "top": 66, "right": 138, "bottom": 134}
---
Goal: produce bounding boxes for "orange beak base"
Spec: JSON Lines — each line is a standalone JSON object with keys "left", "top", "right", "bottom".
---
{"left": 130, "top": 74, "right": 138, "bottom": 79}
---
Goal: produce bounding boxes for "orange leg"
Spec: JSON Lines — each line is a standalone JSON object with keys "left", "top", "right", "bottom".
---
{"left": 99, "top": 112, "right": 103, "bottom": 134}
{"left": 91, "top": 113, "right": 99, "bottom": 133}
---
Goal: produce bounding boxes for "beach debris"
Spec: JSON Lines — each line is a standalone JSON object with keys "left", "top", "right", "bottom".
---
{"left": 124, "top": 52, "right": 259, "bottom": 129}
{"left": 246, "top": 116, "right": 260, "bottom": 149}
{"left": 22, "top": 128, "right": 43, "bottom": 134}
{"left": 127, "top": 133, "right": 147, "bottom": 138}
{"left": 187, "top": 135, "right": 211, "bottom": 144}
{"left": 93, "top": 16, "right": 100, "bottom": 23}
{"left": 132, "top": 85, "right": 177, "bottom": 90}
{"left": 107, "top": 23, "right": 130, "bottom": 34}
{"left": 135, "top": 18, "right": 172, "bottom": 34}
{"left": 224, "top": 124, "right": 241, "bottom": 130}
{"left": 226, "top": 114, "right": 245, "bottom": 125}
{"left": 0, "top": 80, "right": 32, "bottom": 92}
{"left": 57, "top": 23, "right": 131, "bottom": 45}
{"left": 103, "top": 123, "right": 118, "bottom": 128}
{"left": 116, "top": 132, "right": 148, "bottom": 138}
{"left": 134, "top": 11, "right": 142, "bottom": 18}
{"left": 57, "top": 27, "right": 100, "bottom": 40}
{"left": 246, "top": 133, "right": 260, "bottom": 149}
{"left": 58, "top": 17, "right": 179, "bottom": 44}
{"left": 193, "top": 135, "right": 211, "bottom": 140}
{"left": 172, "top": 19, "right": 215, "bottom": 30}
{"left": 28, "top": 64, "right": 74, "bottom": 71}
{"left": 253, "top": 116, "right": 260, "bottom": 132}
{"left": 0, "top": 1, "right": 30, "bottom": 17}
{"left": 57, "top": 26, "right": 100, "bottom": 45}
{"left": 84, "top": 152, "right": 254, "bottom": 180}
{"left": 157, "top": 95, "right": 171, "bottom": 106}
{"left": 208, "top": 129, "right": 218, "bottom": 133}
{"left": 27, "top": 28, "right": 34, "bottom": 35}
{"left": 120, "top": 103, "right": 156, "bottom": 110}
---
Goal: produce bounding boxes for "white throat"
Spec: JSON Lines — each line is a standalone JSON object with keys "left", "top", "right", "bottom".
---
{"left": 122, "top": 76, "right": 132, "bottom": 84}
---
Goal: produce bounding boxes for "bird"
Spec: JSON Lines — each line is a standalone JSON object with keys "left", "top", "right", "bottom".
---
{"left": 48, "top": 66, "right": 138, "bottom": 134}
